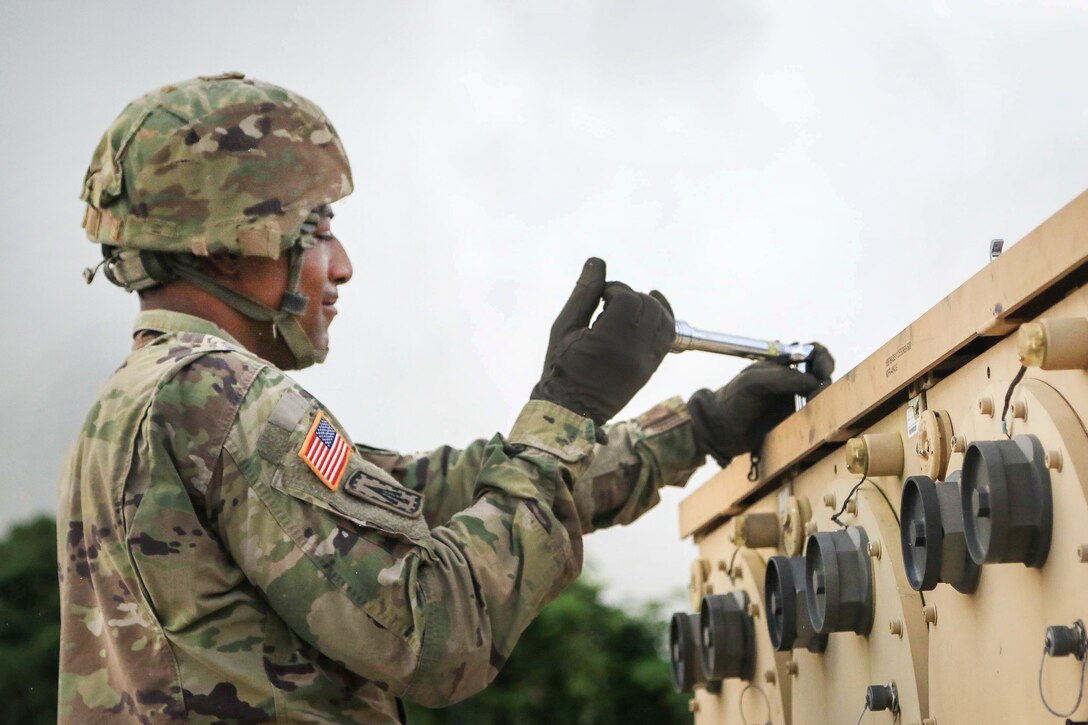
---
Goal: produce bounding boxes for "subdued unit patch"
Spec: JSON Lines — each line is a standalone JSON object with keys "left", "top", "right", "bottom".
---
{"left": 343, "top": 470, "right": 423, "bottom": 517}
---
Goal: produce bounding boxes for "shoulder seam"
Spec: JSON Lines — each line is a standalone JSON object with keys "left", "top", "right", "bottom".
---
{"left": 153, "top": 349, "right": 268, "bottom": 497}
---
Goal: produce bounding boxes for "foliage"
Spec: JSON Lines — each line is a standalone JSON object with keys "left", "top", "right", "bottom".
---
{"left": 1, "top": 516, "right": 687, "bottom": 724}
{"left": 0, "top": 516, "right": 60, "bottom": 724}
{"left": 405, "top": 577, "right": 688, "bottom": 725}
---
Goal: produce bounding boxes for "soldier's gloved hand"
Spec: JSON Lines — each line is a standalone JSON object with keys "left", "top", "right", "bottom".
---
{"left": 687, "top": 343, "right": 834, "bottom": 467}
{"left": 531, "top": 258, "right": 675, "bottom": 431}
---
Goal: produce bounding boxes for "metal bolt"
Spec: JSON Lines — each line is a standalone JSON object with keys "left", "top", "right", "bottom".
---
{"left": 747, "top": 602, "right": 761, "bottom": 618}
{"left": 951, "top": 435, "right": 966, "bottom": 453}
{"left": 688, "top": 698, "right": 700, "bottom": 713}
{"left": 978, "top": 396, "right": 994, "bottom": 417}
{"left": 764, "top": 669, "right": 776, "bottom": 685}
{"left": 868, "top": 540, "right": 882, "bottom": 559}
{"left": 1077, "top": 544, "right": 1088, "bottom": 563}
{"left": 731, "top": 566, "right": 743, "bottom": 581}
{"left": 923, "top": 604, "right": 938, "bottom": 625}
{"left": 1045, "top": 449, "right": 1063, "bottom": 471}
{"left": 889, "top": 619, "right": 903, "bottom": 637}
{"left": 823, "top": 492, "right": 836, "bottom": 508}
{"left": 804, "top": 521, "right": 818, "bottom": 537}
{"left": 845, "top": 500, "right": 858, "bottom": 515}
{"left": 1011, "top": 400, "right": 1027, "bottom": 420}
{"left": 785, "top": 658, "right": 799, "bottom": 676}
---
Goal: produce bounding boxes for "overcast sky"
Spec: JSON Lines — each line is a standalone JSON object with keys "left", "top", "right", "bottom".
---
{"left": 3, "top": 0, "right": 1087, "bottom": 607}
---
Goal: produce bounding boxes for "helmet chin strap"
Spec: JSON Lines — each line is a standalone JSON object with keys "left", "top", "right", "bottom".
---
{"left": 165, "top": 242, "right": 323, "bottom": 369}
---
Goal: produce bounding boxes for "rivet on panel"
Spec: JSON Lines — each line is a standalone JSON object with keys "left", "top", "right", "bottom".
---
{"left": 977, "top": 396, "right": 994, "bottom": 417}
{"left": 1077, "top": 544, "right": 1088, "bottom": 563}
{"left": 764, "top": 669, "right": 776, "bottom": 685}
{"left": 804, "top": 521, "right": 818, "bottom": 537}
{"left": 951, "top": 435, "right": 966, "bottom": 453}
{"left": 868, "top": 540, "right": 882, "bottom": 559}
{"left": 845, "top": 500, "right": 858, "bottom": 515}
{"left": 688, "top": 698, "right": 700, "bottom": 713}
{"left": 889, "top": 619, "right": 903, "bottom": 637}
{"left": 747, "top": 602, "right": 761, "bottom": 618}
{"left": 785, "top": 658, "right": 799, "bottom": 676}
{"left": 1011, "top": 400, "right": 1027, "bottom": 420}
{"left": 823, "top": 492, "right": 836, "bottom": 508}
{"left": 923, "top": 604, "right": 938, "bottom": 625}
{"left": 1045, "top": 449, "right": 1063, "bottom": 471}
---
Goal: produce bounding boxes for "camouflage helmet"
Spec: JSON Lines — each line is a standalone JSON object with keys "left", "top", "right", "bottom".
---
{"left": 82, "top": 72, "right": 354, "bottom": 369}
{"left": 81, "top": 71, "right": 352, "bottom": 257}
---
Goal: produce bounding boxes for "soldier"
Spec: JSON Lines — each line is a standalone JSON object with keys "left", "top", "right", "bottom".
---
{"left": 59, "top": 73, "right": 833, "bottom": 723}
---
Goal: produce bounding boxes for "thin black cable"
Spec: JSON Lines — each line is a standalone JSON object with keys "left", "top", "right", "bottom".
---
{"left": 1000, "top": 365, "right": 1027, "bottom": 438}
{"left": 1039, "top": 645, "right": 1088, "bottom": 718}
{"left": 831, "top": 476, "right": 900, "bottom": 527}
{"left": 831, "top": 474, "right": 868, "bottom": 528}
{"left": 854, "top": 701, "right": 868, "bottom": 725}
{"left": 726, "top": 546, "right": 742, "bottom": 578}
{"left": 865, "top": 480, "right": 900, "bottom": 527}
{"left": 829, "top": 477, "right": 917, "bottom": 604}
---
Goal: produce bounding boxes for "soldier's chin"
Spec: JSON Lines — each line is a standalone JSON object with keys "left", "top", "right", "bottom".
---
{"left": 300, "top": 345, "right": 329, "bottom": 367}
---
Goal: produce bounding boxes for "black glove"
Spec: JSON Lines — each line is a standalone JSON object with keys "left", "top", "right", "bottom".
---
{"left": 531, "top": 257, "right": 675, "bottom": 428}
{"left": 687, "top": 343, "right": 834, "bottom": 467}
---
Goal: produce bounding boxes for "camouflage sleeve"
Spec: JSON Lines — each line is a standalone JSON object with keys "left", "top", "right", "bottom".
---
{"left": 573, "top": 396, "right": 702, "bottom": 533}
{"left": 355, "top": 441, "right": 492, "bottom": 529}
{"left": 208, "top": 364, "right": 596, "bottom": 707}
{"left": 359, "top": 396, "right": 702, "bottom": 535}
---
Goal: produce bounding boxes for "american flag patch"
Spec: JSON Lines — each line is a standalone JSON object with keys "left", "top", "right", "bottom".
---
{"left": 298, "top": 412, "right": 351, "bottom": 490}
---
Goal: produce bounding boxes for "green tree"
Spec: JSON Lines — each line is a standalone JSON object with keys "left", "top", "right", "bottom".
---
{"left": 0, "top": 516, "right": 60, "bottom": 724}
{"left": 405, "top": 577, "right": 688, "bottom": 725}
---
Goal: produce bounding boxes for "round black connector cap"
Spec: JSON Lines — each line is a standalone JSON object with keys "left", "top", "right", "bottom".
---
{"left": 805, "top": 527, "right": 874, "bottom": 636}
{"left": 765, "top": 556, "right": 798, "bottom": 650}
{"left": 669, "top": 612, "right": 722, "bottom": 694}
{"left": 670, "top": 612, "right": 701, "bottom": 692}
{"left": 765, "top": 555, "right": 827, "bottom": 653}
{"left": 866, "top": 684, "right": 893, "bottom": 711}
{"left": 901, "top": 475, "right": 943, "bottom": 591}
{"left": 961, "top": 435, "right": 1052, "bottom": 568}
{"left": 699, "top": 591, "right": 755, "bottom": 681}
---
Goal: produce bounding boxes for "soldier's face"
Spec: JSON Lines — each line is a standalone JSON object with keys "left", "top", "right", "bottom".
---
{"left": 222, "top": 214, "right": 352, "bottom": 368}
{"left": 294, "top": 215, "right": 353, "bottom": 359}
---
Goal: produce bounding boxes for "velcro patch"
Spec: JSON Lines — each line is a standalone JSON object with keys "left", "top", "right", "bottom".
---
{"left": 343, "top": 470, "right": 423, "bottom": 517}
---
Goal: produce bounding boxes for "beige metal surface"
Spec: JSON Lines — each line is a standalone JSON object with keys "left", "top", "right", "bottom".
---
{"left": 680, "top": 190, "right": 1088, "bottom": 540}
{"left": 677, "top": 193, "right": 1088, "bottom": 724}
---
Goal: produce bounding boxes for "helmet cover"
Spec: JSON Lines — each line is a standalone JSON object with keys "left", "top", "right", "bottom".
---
{"left": 81, "top": 72, "right": 352, "bottom": 258}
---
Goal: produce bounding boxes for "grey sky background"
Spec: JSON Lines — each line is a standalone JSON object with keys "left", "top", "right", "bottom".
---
{"left": 2, "top": 1, "right": 1087, "bottom": 607}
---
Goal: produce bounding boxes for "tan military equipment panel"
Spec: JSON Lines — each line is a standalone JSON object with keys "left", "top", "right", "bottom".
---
{"left": 672, "top": 191, "right": 1088, "bottom": 724}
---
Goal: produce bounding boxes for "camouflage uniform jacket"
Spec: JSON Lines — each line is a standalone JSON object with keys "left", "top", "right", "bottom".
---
{"left": 57, "top": 310, "right": 700, "bottom": 724}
